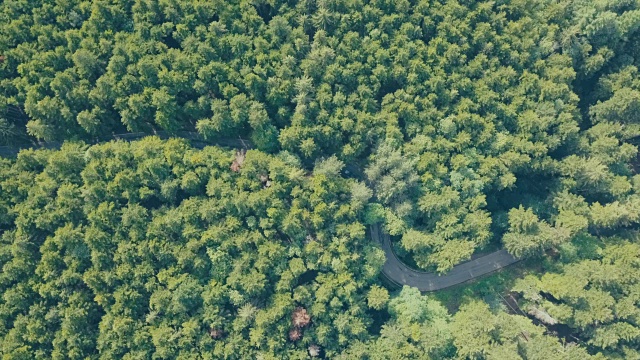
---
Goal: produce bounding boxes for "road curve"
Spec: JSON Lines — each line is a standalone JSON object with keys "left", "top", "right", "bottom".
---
{"left": 1, "top": 132, "right": 522, "bottom": 291}
{"left": 371, "top": 224, "right": 521, "bottom": 292}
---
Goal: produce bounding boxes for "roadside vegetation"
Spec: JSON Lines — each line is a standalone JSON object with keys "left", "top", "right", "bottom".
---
{"left": 1, "top": 0, "right": 640, "bottom": 358}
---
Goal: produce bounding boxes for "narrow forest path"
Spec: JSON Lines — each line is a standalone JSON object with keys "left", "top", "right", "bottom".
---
{"left": 0, "top": 131, "right": 250, "bottom": 157}
{"left": 0, "top": 132, "right": 521, "bottom": 291}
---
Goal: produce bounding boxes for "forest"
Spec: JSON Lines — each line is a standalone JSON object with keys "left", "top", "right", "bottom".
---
{"left": 1, "top": 0, "right": 640, "bottom": 358}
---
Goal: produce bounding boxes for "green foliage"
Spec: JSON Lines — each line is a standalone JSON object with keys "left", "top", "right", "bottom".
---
{"left": 339, "top": 286, "right": 455, "bottom": 359}
{"left": 0, "top": 139, "right": 381, "bottom": 358}
{"left": 366, "top": 285, "right": 389, "bottom": 311}
{"left": 503, "top": 206, "right": 571, "bottom": 259}
{"left": 514, "top": 238, "right": 640, "bottom": 357}
{"left": 3, "top": 0, "right": 640, "bottom": 272}
{"left": 2, "top": 0, "right": 640, "bottom": 358}
{"left": 451, "top": 300, "right": 597, "bottom": 360}
{"left": 341, "top": 286, "right": 599, "bottom": 359}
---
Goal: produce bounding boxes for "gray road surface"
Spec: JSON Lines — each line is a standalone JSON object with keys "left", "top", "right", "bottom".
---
{"left": 1, "top": 132, "right": 521, "bottom": 292}
{"left": 371, "top": 224, "right": 520, "bottom": 292}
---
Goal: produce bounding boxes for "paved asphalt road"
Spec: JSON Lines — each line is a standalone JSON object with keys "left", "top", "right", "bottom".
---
{"left": 1, "top": 132, "right": 521, "bottom": 292}
{"left": 371, "top": 224, "right": 521, "bottom": 292}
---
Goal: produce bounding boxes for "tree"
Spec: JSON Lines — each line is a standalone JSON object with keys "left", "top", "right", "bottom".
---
{"left": 513, "top": 239, "right": 640, "bottom": 357}
{"left": 451, "top": 300, "right": 596, "bottom": 360}
{"left": 0, "top": 138, "right": 383, "bottom": 358}
{"left": 365, "top": 141, "right": 419, "bottom": 215}
{"left": 503, "top": 206, "right": 571, "bottom": 259}
{"left": 366, "top": 285, "right": 389, "bottom": 311}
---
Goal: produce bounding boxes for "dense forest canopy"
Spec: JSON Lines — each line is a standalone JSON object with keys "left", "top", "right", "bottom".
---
{"left": 1, "top": 0, "right": 640, "bottom": 358}
{"left": 0, "top": 138, "right": 386, "bottom": 358}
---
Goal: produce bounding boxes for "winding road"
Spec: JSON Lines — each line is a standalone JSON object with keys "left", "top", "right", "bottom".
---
{"left": 1, "top": 132, "right": 521, "bottom": 292}
{"left": 371, "top": 224, "right": 521, "bottom": 292}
